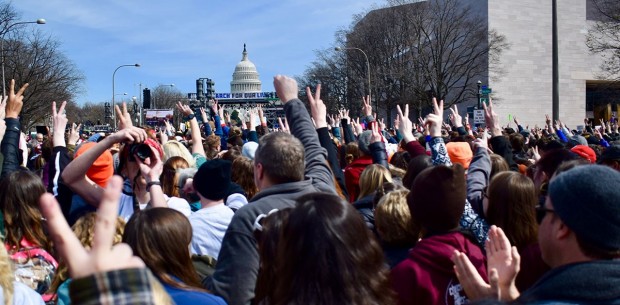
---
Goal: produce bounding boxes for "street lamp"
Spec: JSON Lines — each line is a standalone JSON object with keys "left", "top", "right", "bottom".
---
{"left": 477, "top": 80, "right": 482, "bottom": 109}
{"left": 112, "top": 63, "right": 140, "bottom": 130}
{"left": 1, "top": 18, "right": 46, "bottom": 96}
{"left": 335, "top": 46, "right": 371, "bottom": 108}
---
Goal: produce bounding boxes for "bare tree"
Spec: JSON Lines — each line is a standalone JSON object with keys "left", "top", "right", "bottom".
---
{"left": 68, "top": 102, "right": 106, "bottom": 126}
{"left": 301, "top": 0, "right": 508, "bottom": 124}
{"left": 8, "top": 31, "right": 84, "bottom": 130}
{"left": 151, "top": 84, "right": 185, "bottom": 110}
{"left": 587, "top": 0, "right": 620, "bottom": 79}
{"left": 1, "top": 2, "right": 84, "bottom": 131}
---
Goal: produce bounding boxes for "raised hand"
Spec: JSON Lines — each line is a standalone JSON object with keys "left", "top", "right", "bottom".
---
{"left": 486, "top": 226, "right": 521, "bottom": 301}
{"left": 339, "top": 109, "right": 350, "bottom": 125}
{"left": 39, "top": 176, "right": 145, "bottom": 279}
{"left": 396, "top": 104, "right": 415, "bottom": 142}
{"left": 0, "top": 96, "right": 7, "bottom": 120}
{"left": 52, "top": 101, "right": 68, "bottom": 133}
{"left": 453, "top": 250, "right": 500, "bottom": 301}
{"left": 249, "top": 109, "right": 257, "bottom": 131}
{"left": 424, "top": 97, "right": 444, "bottom": 138}
{"left": 449, "top": 105, "right": 463, "bottom": 128}
{"left": 483, "top": 98, "right": 502, "bottom": 137}
{"left": 69, "top": 123, "right": 81, "bottom": 145}
{"left": 135, "top": 145, "right": 164, "bottom": 183}
{"left": 306, "top": 84, "right": 327, "bottom": 129}
{"left": 278, "top": 117, "right": 289, "bottom": 133}
{"left": 378, "top": 118, "right": 386, "bottom": 131}
{"left": 51, "top": 101, "right": 68, "bottom": 147}
{"left": 327, "top": 114, "right": 335, "bottom": 127}
{"left": 473, "top": 127, "right": 489, "bottom": 151}
{"left": 176, "top": 101, "right": 193, "bottom": 116}
{"left": 545, "top": 114, "right": 551, "bottom": 127}
{"left": 115, "top": 102, "right": 133, "bottom": 130}
{"left": 369, "top": 121, "right": 383, "bottom": 144}
{"left": 353, "top": 117, "right": 363, "bottom": 135}
{"left": 362, "top": 95, "right": 372, "bottom": 117}
{"left": 199, "top": 107, "right": 209, "bottom": 123}
{"left": 217, "top": 102, "right": 225, "bottom": 118}
{"left": 0, "top": 116, "right": 5, "bottom": 142}
{"left": 273, "top": 75, "right": 299, "bottom": 103}
{"left": 513, "top": 115, "right": 519, "bottom": 126}
{"left": 6, "top": 79, "right": 28, "bottom": 119}
{"left": 257, "top": 104, "right": 265, "bottom": 125}
{"left": 109, "top": 127, "right": 147, "bottom": 144}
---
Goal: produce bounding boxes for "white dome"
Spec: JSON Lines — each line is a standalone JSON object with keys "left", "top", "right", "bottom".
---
{"left": 230, "top": 44, "right": 262, "bottom": 94}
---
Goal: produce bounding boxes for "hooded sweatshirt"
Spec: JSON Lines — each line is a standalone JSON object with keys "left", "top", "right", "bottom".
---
{"left": 391, "top": 231, "right": 486, "bottom": 305}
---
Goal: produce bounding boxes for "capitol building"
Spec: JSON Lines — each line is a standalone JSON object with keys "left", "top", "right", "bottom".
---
{"left": 230, "top": 44, "right": 262, "bottom": 94}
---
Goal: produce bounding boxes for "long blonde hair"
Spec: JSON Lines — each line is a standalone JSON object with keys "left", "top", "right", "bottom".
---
{"left": 0, "top": 241, "right": 14, "bottom": 305}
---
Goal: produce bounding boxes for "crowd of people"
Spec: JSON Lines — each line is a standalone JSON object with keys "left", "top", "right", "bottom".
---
{"left": 0, "top": 75, "right": 618, "bottom": 305}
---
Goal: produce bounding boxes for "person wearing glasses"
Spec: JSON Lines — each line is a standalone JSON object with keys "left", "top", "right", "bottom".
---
{"left": 454, "top": 164, "right": 620, "bottom": 304}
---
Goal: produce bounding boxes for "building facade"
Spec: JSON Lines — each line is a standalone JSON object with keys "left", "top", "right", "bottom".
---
{"left": 485, "top": 0, "right": 617, "bottom": 128}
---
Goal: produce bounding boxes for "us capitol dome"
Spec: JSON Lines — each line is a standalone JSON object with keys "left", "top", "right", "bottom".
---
{"left": 230, "top": 44, "right": 262, "bottom": 94}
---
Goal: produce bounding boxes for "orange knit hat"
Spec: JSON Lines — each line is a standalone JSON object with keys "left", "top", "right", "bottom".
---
{"left": 74, "top": 142, "right": 114, "bottom": 187}
{"left": 446, "top": 142, "right": 473, "bottom": 169}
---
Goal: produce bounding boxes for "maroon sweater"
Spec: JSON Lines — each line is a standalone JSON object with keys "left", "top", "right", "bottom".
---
{"left": 391, "top": 231, "right": 487, "bottom": 305}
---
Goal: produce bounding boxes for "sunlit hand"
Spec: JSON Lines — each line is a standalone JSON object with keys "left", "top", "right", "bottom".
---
{"left": 115, "top": 103, "right": 133, "bottom": 129}
{"left": 176, "top": 101, "right": 194, "bottom": 116}
{"left": 449, "top": 105, "right": 463, "bottom": 128}
{"left": 273, "top": 75, "right": 299, "bottom": 103}
{"left": 424, "top": 98, "right": 444, "bottom": 138}
{"left": 136, "top": 145, "right": 164, "bottom": 183}
{"left": 306, "top": 84, "right": 327, "bottom": 129}
{"left": 397, "top": 104, "right": 415, "bottom": 143}
{"left": 6, "top": 79, "right": 28, "bottom": 119}
{"left": 483, "top": 98, "right": 502, "bottom": 137}
{"left": 69, "top": 123, "right": 81, "bottom": 145}
{"left": 362, "top": 95, "right": 372, "bottom": 117}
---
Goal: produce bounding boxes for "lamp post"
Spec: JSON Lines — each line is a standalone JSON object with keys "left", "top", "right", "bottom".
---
{"left": 477, "top": 80, "right": 482, "bottom": 109}
{"left": 335, "top": 46, "right": 372, "bottom": 109}
{"left": 1, "top": 19, "right": 46, "bottom": 96}
{"left": 112, "top": 64, "right": 140, "bottom": 130}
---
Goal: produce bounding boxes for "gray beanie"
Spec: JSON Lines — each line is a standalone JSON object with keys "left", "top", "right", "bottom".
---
{"left": 357, "top": 130, "right": 373, "bottom": 155}
{"left": 549, "top": 165, "right": 620, "bottom": 250}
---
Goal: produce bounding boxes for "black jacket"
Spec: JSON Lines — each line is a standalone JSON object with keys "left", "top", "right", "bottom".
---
{"left": 516, "top": 260, "right": 620, "bottom": 304}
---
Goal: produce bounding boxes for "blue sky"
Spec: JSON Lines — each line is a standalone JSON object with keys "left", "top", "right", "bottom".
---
{"left": 12, "top": 0, "right": 378, "bottom": 105}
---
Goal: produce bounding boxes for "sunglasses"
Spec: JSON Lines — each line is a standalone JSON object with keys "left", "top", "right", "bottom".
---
{"left": 535, "top": 205, "right": 555, "bottom": 224}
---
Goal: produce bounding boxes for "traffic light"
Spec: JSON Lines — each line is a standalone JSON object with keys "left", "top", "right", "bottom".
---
{"left": 206, "top": 79, "right": 215, "bottom": 100}
{"left": 104, "top": 102, "right": 111, "bottom": 120}
{"left": 196, "top": 79, "right": 205, "bottom": 101}
{"left": 143, "top": 88, "right": 151, "bottom": 109}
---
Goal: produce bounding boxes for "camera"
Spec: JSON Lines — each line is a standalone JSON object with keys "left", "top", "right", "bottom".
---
{"left": 129, "top": 143, "right": 152, "bottom": 161}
